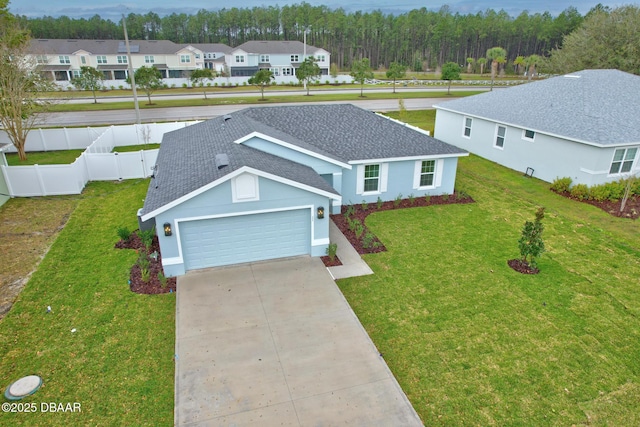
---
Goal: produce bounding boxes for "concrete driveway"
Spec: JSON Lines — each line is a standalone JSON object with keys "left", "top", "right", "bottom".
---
{"left": 175, "top": 256, "right": 422, "bottom": 426}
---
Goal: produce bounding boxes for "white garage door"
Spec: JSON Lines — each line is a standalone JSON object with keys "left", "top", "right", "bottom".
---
{"left": 180, "top": 209, "right": 311, "bottom": 270}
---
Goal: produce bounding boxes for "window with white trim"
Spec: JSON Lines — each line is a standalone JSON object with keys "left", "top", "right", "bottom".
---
{"left": 463, "top": 117, "right": 472, "bottom": 138}
{"left": 260, "top": 54, "right": 270, "bottom": 63}
{"left": 522, "top": 129, "right": 535, "bottom": 141}
{"left": 609, "top": 147, "right": 637, "bottom": 174}
{"left": 145, "top": 55, "right": 155, "bottom": 64}
{"left": 72, "top": 70, "right": 81, "bottom": 78}
{"left": 495, "top": 125, "right": 506, "bottom": 148}
{"left": 291, "top": 54, "right": 299, "bottom": 62}
{"left": 36, "top": 55, "right": 48, "bottom": 64}
{"left": 180, "top": 54, "right": 191, "bottom": 63}
{"left": 96, "top": 56, "right": 107, "bottom": 64}
{"left": 117, "top": 55, "right": 127, "bottom": 64}
{"left": 270, "top": 68, "right": 280, "bottom": 76}
{"left": 316, "top": 55, "right": 326, "bottom": 62}
{"left": 80, "top": 56, "right": 87, "bottom": 65}
{"left": 195, "top": 54, "right": 201, "bottom": 59}
{"left": 419, "top": 160, "right": 436, "bottom": 187}
{"left": 59, "top": 55, "right": 70, "bottom": 64}
{"left": 282, "top": 67, "right": 292, "bottom": 76}
{"left": 235, "top": 55, "right": 245, "bottom": 63}
{"left": 364, "top": 164, "right": 380, "bottom": 192}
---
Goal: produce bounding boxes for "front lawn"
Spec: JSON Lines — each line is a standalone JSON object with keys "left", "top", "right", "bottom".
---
{"left": 0, "top": 179, "right": 175, "bottom": 426}
{"left": 338, "top": 155, "right": 640, "bottom": 425}
{"left": 5, "top": 150, "right": 85, "bottom": 166}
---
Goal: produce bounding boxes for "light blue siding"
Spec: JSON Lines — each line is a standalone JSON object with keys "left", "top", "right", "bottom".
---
{"left": 157, "top": 175, "right": 331, "bottom": 276}
{"left": 435, "top": 109, "right": 635, "bottom": 186}
{"left": 340, "top": 158, "right": 459, "bottom": 205}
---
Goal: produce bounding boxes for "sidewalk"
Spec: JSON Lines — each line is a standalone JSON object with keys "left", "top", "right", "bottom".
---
{"left": 327, "top": 220, "right": 374, "bottom": 280}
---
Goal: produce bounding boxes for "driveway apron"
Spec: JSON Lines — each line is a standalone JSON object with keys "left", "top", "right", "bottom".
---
{"left": 174, "top": 256, "right": 422, "bottom": 426}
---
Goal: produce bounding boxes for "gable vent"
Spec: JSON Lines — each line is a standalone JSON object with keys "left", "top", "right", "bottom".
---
{"left": 215, "top": 153, "right": 230, "bottom": 170}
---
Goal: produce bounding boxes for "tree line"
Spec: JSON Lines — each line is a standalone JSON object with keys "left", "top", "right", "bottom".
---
{"left": 18, "top": 2, "right": 593, "bottom": 70}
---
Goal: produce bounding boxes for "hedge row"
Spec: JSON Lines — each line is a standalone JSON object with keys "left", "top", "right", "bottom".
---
{"left": 550, "top": 177, "right": 640, "bottom": 202}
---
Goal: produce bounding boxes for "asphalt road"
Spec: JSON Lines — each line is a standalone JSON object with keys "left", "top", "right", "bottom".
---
{"left": 37, "top": 97, "right": 451, "bottom": 127}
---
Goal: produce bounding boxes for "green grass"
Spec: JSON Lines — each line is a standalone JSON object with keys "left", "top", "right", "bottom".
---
{"left": 384, "top": 110, "right": 436, "bottom": 135}
{"left": 337, "top": 155, "right": 640, "bottom": 426}
{"left": 113, "top": 144, "right": 161, "bottom": 153}
{"left": 47, "top": 90, "right": 483, "bottom": 113}
{"left": 6, "top": 150, "right": 85, "bottom": 166}
{"left": 0, "top": 179, "right": 175, "bottom": 426}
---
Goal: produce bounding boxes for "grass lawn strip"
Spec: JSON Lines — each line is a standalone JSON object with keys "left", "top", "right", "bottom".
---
{"left": 337, "top": 155, "right": 640, "bottom": 425}
{"left": 0, "top": 179, "right": 174, "bottom": 426}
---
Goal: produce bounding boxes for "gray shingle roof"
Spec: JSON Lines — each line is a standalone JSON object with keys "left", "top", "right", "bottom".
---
{"left": 233, "top": 40, "right": 325, "bottom": 55}
{"left": 185, "top": 43, "right": 232, "bottom": 54}
{"left": 142, "top": 104, "right": 466, "bottom": 216}
{"left": 29, "top": 39, "right": 185, "bottom": 55}
{"left": 435, "top": 69, "right": 640, "bottom": 146}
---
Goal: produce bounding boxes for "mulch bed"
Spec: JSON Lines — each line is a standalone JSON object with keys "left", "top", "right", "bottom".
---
{"left": 332, "top": 193, "right": 475, "bottom": 255}
{"left": 115, "top": 232, "right": 177, "bottom": 295}
{"left": 321, "top": 255, "right": 343, "bottom": 267}
{"left": 507, "top": 259, "right": 539, "bottom": 274}
{"left": 552, "top": 191, "right": 640, "bottom": 219}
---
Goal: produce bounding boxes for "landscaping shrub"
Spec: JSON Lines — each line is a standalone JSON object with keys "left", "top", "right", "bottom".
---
{"left": 137, "top": 250, "right": 151, "bottom": 283}
{"left": 550, "top": 176, "right": 572, "bottom": 193}
{"left": 117, "top": 226, "right": 131, "bottom": 242}
{"left": 518, "top": 207, "right": 545, "bottom": 269}
{"left": 603, "top": 180, "right": 625, "bottom": 201}
{"left": 326, "top": 243, "right": 338, "bottom": 261}
{"left": 376, "top": 197, "right": 383, "bottom": 209}
{"left": 362, "top": 232, "right": 380, "bottom": 249}
{"left": 138, "top": 228, "right": 155, "bottom": 252}
{"left": 570, "top": 184, "right": 590, "bottom": 201}
{"left": 589, "top": 184, "right": 610, "bottom": 202}
{"left": 394, "top": 194, "right": 403, "bottom": 208}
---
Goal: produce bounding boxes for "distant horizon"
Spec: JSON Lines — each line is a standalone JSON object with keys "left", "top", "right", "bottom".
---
{"left": 8, "top": 0, "right": 628, "bottom": 21}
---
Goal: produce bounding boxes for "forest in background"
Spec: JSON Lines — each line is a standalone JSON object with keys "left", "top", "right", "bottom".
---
{"left": 17, "top": 2, "right": 602, "bottom": 71}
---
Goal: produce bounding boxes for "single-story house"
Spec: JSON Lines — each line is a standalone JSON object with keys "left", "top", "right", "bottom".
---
{"left": 434, "top": 69, "right": 640, "bottom": 186}
{"left": 140, "top": 104, "right": 467, "bottom": 276}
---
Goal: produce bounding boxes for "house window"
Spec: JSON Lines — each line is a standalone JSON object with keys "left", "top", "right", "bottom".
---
{"left": 180, "top": 55, "right": 191, "bottom": 63}
{"left": 316, "top": 55, "right": 326, "bottom": 62}
{"left": 235, "top": 55, "right": 245, "bottom": 63}
{"left": 291, "top": 55, "right": 299, "bottom": 62}
{"left": 419, "top": 160, "right": 436, "bottom": 187}
{"left": 495, "top": 125, "right": 506, "bottom": 148}
{"left": 609, "top": 148, "right": 638, "bottom": 174}
{"left": 71, "top": 70, "right": 81, "bottom": 78}
{"left": 282, "top": 67, "right": 292, "bottom": 76}
{"left": 260, "top": 55, "right": 270, "bottom": 63}
{"left": 463, "top": 117, "right": 472, "bottom": 138}
{"left": 522, "top": 129, "right": 535, "bottom": 141}
{"left": 271, "top": 68, "right": 280, "bottom": 76}
{"left": 96, "top": 56, "right": 107, "bottom": 64}
{"left": 195, "top": 54, "right": 201, "bottom": 59}
{"left": 145, "top": 55, "right": 154, "bottom": 64}
{"left": 117, "top": 55, "right": 127, "bottom": 64}
{"left": 59, "top": 55, "right": 70, "bottom": 64}
{"left": 80, "top": 56, "right": 87, "bottom": 65}
{"left": 364, "top": 164, "right": 380, "bottom": 192}
{"left": 36, "top": 55, "right": 48, "bottom": 64}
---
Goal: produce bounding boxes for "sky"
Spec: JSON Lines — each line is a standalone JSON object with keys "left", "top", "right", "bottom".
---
{"left": 7, "top": 0, "right": 628, "bottom": 20}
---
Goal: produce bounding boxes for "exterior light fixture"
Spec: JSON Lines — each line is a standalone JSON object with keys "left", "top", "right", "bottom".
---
{"left": 317, "top": 207, "right": 325, "bottom": 219}
{"left": 163, "top": 222, "right": 172, "bottom": 236}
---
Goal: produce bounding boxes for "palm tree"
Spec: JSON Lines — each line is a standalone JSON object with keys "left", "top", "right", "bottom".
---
{"left": 486, "top": 47, "right": 507, "bottom": 90}
{"left": 466, "top": 57, "right": 475, "bottom": 74}
{"left": 525, "top": 55, "right": 541, "bottom": 81}
{"left": 513, "top": 55, "right": 525, "bottom": 75}
{"left": 477, "top": 58, "right": 487, "bottom": 76}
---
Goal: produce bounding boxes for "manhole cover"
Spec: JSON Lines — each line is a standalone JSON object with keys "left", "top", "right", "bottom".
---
{"left": 4, "top": 375, "right": 42, "bottom": 400}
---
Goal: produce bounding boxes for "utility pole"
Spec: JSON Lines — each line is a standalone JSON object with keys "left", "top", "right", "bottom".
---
{"left": 303, "top": 29, "right": 307, "bottom": 91}
{"left": 122, "top": 14, "right": 141, "bottom": 124}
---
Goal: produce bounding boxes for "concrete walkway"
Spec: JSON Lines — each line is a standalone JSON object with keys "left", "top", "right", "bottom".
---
{"left": 327, "top": 220, "right": 374, "bottom": 279}
{"left": 175, "top": 257, "right": 422, "bottom": 426}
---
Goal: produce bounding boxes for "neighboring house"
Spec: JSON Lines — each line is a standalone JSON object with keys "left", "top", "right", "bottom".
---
{"left": 225, "top": 40, "right": 330, "bottom": 77}
{"left": 139, "top": 104, "right": 467, "bottom": 276}
{"left": 434, "top": 69, "right": 640, "bottom": 186}
{"left": 28, "top": 39, "right": 232, "bottom": 81}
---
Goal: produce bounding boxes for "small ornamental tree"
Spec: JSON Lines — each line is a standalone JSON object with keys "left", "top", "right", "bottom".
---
{"left": 350, "top": 58, "right": 373, "bottom": 97}
{"left": 190, "top": 68, "right": 215, "bottom": 99}
{"left": 518, "top": 207, "right": 546, "bottom": 269}
{"left": 247, "top": 69, "right": 274, "bottom": 100}
{"left": 441, "top": 62, "right": 461, "bottom": 95}
{"left": 295, "top": 57, "right": 321, "bottom": 95}
{"left": 128, "top": 66, "right": 163, "bottom": 105}
{"left": 72, "top": 66, "right": 104, "bottom": 103}
{"left": 386, "top": 62, "right": 407, "bottom": 93}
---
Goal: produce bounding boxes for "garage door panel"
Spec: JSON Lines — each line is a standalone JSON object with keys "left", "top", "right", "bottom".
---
{"left": 180, "top": 209, "right": 311, "bottom": 270}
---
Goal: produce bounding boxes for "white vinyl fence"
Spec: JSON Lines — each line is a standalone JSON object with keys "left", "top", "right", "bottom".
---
{"left": 0, "top": 122, "right": 199, "bottom": 198}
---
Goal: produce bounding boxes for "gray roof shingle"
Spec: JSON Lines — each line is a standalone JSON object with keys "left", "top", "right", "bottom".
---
{"left": 29, "top": 39, "right": 185, "bottom": 55}
{"left": 232, "top": 40, "right": 325, "bottom": 55}
{"left": 435, "top": 69, "right": 640, "bottom": 146}
{"left": 142, "top": 104, "right": 466, "bottom": 216}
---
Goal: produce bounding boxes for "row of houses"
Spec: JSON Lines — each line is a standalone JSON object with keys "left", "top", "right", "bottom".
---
{"left": 28, "top": 39, "right": 331, "bottom": 83}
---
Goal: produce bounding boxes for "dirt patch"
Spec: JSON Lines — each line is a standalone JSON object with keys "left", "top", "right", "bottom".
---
{"left": 0, "top": 197, "right": 78, "bottom": 319}
{"left": 332, "top": 193, "right": 475, "bottom": 255}
{"left": 115, "top": 231, "right": 177, "bottom": 294}
{"left": 552, "top": 191, "right": 640, "bottom": 220}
